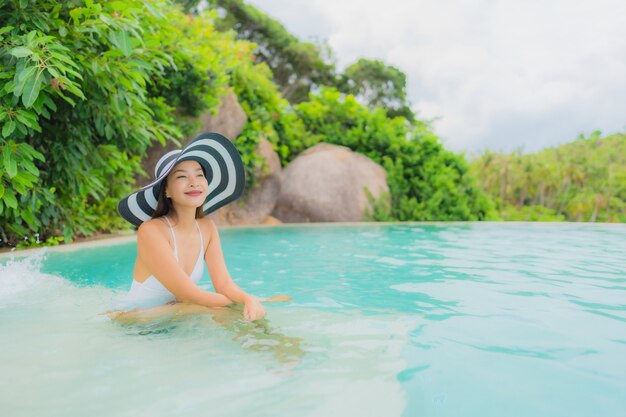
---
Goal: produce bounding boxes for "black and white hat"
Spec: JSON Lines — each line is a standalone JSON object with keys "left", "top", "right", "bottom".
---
{"left": 118, "top": 132, "right": 245, "bottom": 227}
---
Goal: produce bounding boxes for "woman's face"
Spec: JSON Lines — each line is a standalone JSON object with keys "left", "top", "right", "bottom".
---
{"left": 165, "top": 160, "right": 208, "bottom": 208}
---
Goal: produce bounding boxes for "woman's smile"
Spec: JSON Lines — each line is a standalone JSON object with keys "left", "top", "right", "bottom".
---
{"left": 185, "top": 190, "right": 203, "bottom": 197}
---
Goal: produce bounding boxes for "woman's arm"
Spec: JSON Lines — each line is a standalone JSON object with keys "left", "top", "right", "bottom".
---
{"left": 136, "top": 221, "right": 233, "bottom": 308}
{"left": 204, "top": 219, "right": 266, "bottom": 320}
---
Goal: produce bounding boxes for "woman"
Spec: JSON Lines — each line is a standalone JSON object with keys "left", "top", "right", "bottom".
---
{"left": 113, "top": 132, "right": 288, "bottom": 321}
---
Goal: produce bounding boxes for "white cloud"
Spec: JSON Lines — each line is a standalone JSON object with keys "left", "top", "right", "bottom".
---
{"left": 248, "top": 0, "right": 626, "bottom": 153}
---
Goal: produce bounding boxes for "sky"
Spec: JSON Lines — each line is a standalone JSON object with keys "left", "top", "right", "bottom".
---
{"left": 247, "top": 0, "right": 626, "bottom": 155}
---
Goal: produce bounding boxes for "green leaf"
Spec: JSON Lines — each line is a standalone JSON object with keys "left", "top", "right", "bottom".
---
{"left": 113, "top": 31, "right": 132, "bottom": 57}
{"left": 110, "top": 1, "right": 126, "bottom": 10}
{"left": 49, "top": 52, "right": 80, "bottom": 69}
{"left": 69, "top": 8, "right": 82, "bottom": 23}
{"left": 47, "top": 66, "right": 61, "bottom": 78}
{"left": 43, "top": 95, "right": 56, "bottom": 111}
{"left": 57, "top": 92, "right": 76, "bottom": 106}
{"left": 21, "top": 160, "right": 39, "bottom": 176}
{"left": 12, "top": 179, "right": 26, "bottom": 194}
{"left": 22, "top": 70, "right": 43, "bottom": 108}
{"left": 10, "top": 47, "right": 32, "bottom": 58}
{"left": 15, "top": 112, "right": 33, "bottom": 128}
{"left": 18, "top": 66, "right": 36, "bottom": 83}
{"left": 22, "top": 209, "right": 37, "bottom": 228}
{"left": 3, "top": 188, "right": 17, "bottom": 209}
{"left": 0, "top": 183, "right": 4, "bottom": 199}
{"left": 39, "top": 107, "right": 50, "bottom": 119}
{"left": 25, "top": 146, "right": 45, "bottom": 162}
{"left": 3, "top": 144, "right": 17, "bottom": 178}
{"left": 2, "top": 120, "right": 16, "bottom": 138}
{"left": 16, "top": 109, "right": 37, "bottom": 123}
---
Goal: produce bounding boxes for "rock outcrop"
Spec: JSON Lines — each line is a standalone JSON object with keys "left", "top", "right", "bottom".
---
{"left": 193, "top": 91, "right": 246, "bottom": 140}
{"left": 271, "top": 143, "right": 390, "bottom": 222}
{"left": 136, "top": 91, "right": 246, "bottom": 188}
{"left": 134, "top": 92, "right": 391, "bottom": 226}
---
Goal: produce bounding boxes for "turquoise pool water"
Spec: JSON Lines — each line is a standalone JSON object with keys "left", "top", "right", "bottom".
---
{"left": 1, "top": 222, "right": 625, "bottom": 416}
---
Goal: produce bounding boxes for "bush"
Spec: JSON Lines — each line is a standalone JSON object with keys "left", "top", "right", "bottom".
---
{"left": 285, "top": 87, "right": 495, "bottom": 221}
{"left": 0, "top": 0, "right": 235, "bottom": 246}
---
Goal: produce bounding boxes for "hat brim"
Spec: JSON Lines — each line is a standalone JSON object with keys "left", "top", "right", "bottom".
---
{"left": 118, "top": 132, "right": 245, "bottom": 227}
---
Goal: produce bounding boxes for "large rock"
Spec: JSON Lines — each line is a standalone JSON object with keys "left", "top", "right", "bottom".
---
{"left": 209, "top": 138, "right": 283, "bottom": 226}
{"left": 193, "top": 91, "right": 246, "bottom": 140}
{"left": 136, "top": 92, "right": 247, "bottom": 188}
{"left": 271, "top": 143, "right": 390, "bottom": 222}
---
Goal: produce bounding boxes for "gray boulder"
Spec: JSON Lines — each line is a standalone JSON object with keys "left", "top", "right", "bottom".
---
{"left": 136, "top": 92, "right": 246, "bottom": 188}
{"left": 272, "top": 143, "right": 390, "bottom": 222}
{"left": 193, "top": 91, "right": 246, "bottom": 140}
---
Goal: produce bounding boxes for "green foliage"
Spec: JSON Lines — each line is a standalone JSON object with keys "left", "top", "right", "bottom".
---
{"left": 363, "top": 187, "right": 393, "bottom": 222}
{"left": 287, "top": 87, "right": 494, "bottom": 221}
{"left": 207, "top": 0, "right": 419, "bottom": 121}
{"left": 470, "top": 131, "right": 626, "bottom": 222}
{"left": 146, "top": 9, "right": 230, "bottom": 119}
{"left": 16, "top": 234, "right": 64, "bottom": 249}
{"left": 499, "top": 205, "right": 565, "bottom": 222}
{"left": 213, "top": 0, "right": 337, "bottom": 104}
{"left": 0, "top": 0, "right": 305, "bottom": 247}
{"left": 10, "top": 0, "right": 613, "bottom": 252}
{"left": 0, "top": 0, "right": 237, "bottom": 247}
{"left": 340, "top": 58, "right": 415, "bottom": 121}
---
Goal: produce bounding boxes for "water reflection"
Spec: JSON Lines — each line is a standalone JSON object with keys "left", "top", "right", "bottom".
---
{"left": 109, "top": 303, "right": 305, "bottom": 373}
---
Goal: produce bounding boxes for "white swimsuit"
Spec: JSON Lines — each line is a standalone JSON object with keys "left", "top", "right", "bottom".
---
{"left": 116, "top": 217, "right": 205, "bottom": 311}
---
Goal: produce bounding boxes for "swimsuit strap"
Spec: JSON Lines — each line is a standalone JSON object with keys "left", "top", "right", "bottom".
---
{"left": 163, "top": 216, "right": 178, "bottom": 260}
{"left": 195, "top": 220, "right": 204, "bottom": 253}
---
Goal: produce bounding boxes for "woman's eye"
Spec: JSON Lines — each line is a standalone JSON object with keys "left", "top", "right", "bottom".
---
{"left": 177, "top": 176, "right": 186, "bottom": 179}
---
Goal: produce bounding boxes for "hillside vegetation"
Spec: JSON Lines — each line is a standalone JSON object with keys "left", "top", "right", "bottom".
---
{"left": 0, "top": 0, "right": 491, "bottom": 248}
{"left": 470, "top": 131, "right": 626, "bottom": 222}
{"left": 0, "top": 0, "right": 621, "bottom": 249}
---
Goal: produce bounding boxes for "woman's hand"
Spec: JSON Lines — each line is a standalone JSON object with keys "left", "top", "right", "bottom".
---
{"left": 243, "top": 296, "right": 266, "bottom": 321}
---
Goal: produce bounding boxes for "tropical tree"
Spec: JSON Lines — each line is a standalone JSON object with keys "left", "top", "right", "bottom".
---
{"left": 470, "top": 131, "right": 626, "bottom": 222}
{"left": 340, "top": 58, "right": 415, "bottom": 121}
{"left": 210, "top": 0, "right": 337, "bottom": 103}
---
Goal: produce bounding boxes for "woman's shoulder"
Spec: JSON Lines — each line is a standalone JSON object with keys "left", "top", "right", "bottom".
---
{"left": 137, "top": 217, "right": 168, "bottom": 239}
{"left": 197, "top": 216, "right": 217, "bottom": 228}
{"left": 197, "top": 217, "right": 218, "bottom": 244}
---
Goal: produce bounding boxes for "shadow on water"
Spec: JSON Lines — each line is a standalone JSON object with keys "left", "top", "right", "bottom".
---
{"left": 109, "top": 303, "right": 306, "bottom": 372}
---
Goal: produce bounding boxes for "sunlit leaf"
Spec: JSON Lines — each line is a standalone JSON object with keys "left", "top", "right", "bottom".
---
{"left": 10, "top": 47, "right": 32, "bottom": 58}
{"left": 21, "top": 70, "right": 43, "bottom": 108}
{"left": 2, "top": 120, "right": 16, "bottom": 138}
{"left": 113, "top": 31, "right": 132, "bottom": 57}
{"left": 2, "top": 188, "right": 17, "bottom": 209}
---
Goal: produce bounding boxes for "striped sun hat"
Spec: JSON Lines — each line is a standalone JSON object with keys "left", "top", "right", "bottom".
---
{"left": 118, "top": 132, "right": 245, "bottom": 227}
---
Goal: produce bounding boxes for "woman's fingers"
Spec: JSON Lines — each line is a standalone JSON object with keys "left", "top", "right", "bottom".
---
{"left": 262, "top": 295, "right": 292, "bottom": 303}
{"left": 242, "top": 301, "right": 266, "bottom": 321}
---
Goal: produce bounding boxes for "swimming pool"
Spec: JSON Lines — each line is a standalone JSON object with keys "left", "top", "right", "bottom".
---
{"left": 1, "top": 222, "right": 625, "bottom": 416}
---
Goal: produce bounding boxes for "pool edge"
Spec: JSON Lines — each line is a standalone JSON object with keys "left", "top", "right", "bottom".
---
{"left": 2, "top": 220, "right": 624, "bottom": 258}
